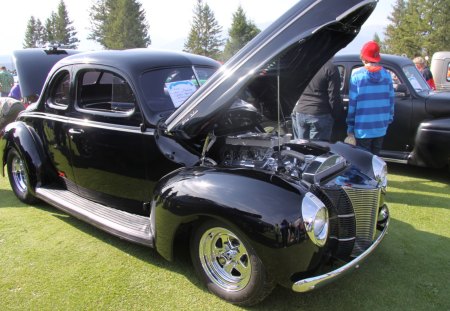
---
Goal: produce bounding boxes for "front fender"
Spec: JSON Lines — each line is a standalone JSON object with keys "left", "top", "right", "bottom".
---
{"left": 152, "top": 166, "right": 321, "bottom": 286}
{"left": 0, "top": 121, "right": 48, "bottom": 191}
{"left": 411, "top": 118, "right": 450, "bottom": 168}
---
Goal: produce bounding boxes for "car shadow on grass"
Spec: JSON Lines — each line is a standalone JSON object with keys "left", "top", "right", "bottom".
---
{"left": 387, "top": 163, "right": 450, "bottom": 210}
{"left": 47, "top": 204, "right": 198, "bottom": 281}
{"left": 388, "top": 162, "right": 450, "bottom": 183}
{"left": 0, "top": 188, "right": 31, "bottom": 208}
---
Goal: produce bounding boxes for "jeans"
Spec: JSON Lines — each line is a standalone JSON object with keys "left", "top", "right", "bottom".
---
{"left": 356, "top": 136, "right": 384, "bottom": 155}
{"left": 292, "top": 112, "right": 334, "bottom": 141}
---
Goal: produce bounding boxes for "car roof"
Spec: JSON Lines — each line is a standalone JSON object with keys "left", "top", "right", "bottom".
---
{"left": 54, "top": 48, "right": 220, "bottom": 74}
{"left": 333, "top": 53, "right": 414, "bottom": 67}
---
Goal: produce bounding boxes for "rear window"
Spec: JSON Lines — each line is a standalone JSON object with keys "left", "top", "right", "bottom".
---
{"left": 140, "top": 66, "right": 216, "bottom": 111}
{"left": 77, "top": 70, "right": 136, "bottom": 114}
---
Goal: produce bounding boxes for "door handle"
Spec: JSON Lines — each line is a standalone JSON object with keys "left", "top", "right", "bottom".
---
{"left": 68, "top": 128, "right": 84, "bottom": 139}
{"left": 68, "top": 128, "right": 84, "bottom": 135}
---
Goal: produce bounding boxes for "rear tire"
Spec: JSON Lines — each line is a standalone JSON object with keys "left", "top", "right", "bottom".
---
{"left": 7, "top": 148, "right": 37, "bottom": 204}
{"left": 190, "top": 219, "right": 274, "bottom": 306}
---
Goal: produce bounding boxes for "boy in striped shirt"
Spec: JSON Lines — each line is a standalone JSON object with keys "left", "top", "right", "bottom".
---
{"left": 346, "top": 41, "right": 394, "bottom": 155}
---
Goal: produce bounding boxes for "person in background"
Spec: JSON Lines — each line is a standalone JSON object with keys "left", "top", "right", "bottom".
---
{"left": 291, "top": 60, "right": 342, "bottom": 141}
{"left": 346, "top": 41, "right": 395, "bottom": 155}
{"left": 0, "top": 66, "right": 14, "bottom": 97}
{"left": 8, "top": 83, "right": 21, "bottom": 100}
{"left": 413, "top": 56, "right": 436, "bottom": 90}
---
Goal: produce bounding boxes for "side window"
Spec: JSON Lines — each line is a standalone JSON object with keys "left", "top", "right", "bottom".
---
{"left": 351, "top": 66, "right": 402, "bottom": 89}
{"left": 140, "top": 66, "right": 216, "bottom": 111}
{"left": 48, "top": 71, "right": 70, "bottom": 109}
{"left": 77, "top": 70, "right": 136, "bottom": 114}
{"left": 385, "top": 68, "right": 403, "bottom": 89}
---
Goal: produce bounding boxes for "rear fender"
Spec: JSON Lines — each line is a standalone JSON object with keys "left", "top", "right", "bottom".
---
{"left": 0, "top": 121, "right": 49, "bottom": 191}
{"left": 411, "top": 118, "right": 450, "bottom": 168}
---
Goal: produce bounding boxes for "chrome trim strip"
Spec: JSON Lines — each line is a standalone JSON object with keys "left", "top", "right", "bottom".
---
{"left": 382, "top": 157, "right": 408, "bottom": 164}
{"left": 19, "top": 111, "right": 155, "bottom": 136}
{"left": 338, "top": 213, "right": 355, "bottom": 218}
{"left": 166, "top": 0, "right": 323, "bottom": 130}
{"left": 292, "top": 217, "right": 389, "bottom": 293}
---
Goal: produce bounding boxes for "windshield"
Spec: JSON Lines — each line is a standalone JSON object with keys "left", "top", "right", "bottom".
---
{"left": 140, "top": 66, "right": 217, "bottom": 112}
{"left": 402, "top": 64, "right": 430, "bottom": 92}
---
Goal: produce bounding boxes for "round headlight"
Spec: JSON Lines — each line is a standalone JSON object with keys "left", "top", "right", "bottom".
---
{"left": 302, "top": 192, "right": 329, "bottom": 247}
{"left": 372, "top": 155, "right": 388, "bottom": 189}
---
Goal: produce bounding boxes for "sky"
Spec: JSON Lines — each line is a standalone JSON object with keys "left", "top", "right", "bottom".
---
{"left": 0, "top": 0, "right": 395, "bottom": 61}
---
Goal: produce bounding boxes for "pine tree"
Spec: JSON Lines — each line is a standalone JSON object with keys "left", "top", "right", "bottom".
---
{"left": 52, "top": 0, "right": 79, "bottom": 48}
{"left": 35, "top": 19, "right": 46, "bottom": 47}
{"left": 23, "top": 16, "right": 38, "bottom": 48}
{"left": 383, "top": 0, "right": 449, "bottom": 58}
{"left": 222, "top": 6, "right": 260, "bottom": 61}
{"left": 45, "top": 12, "right": 58, "bottom": 44}
{"left": 184, "top": 0, "right": 223, "bottom": 59}
{"left": 23, "top": 16, "right": 46, "bottom": 48}
{"left": 89, "top": 0, "right": 150, "bottom": 49}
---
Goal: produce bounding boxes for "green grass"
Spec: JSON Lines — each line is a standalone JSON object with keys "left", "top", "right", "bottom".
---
{"left": 1, "top": 163, "right": 449, "bottom": 310}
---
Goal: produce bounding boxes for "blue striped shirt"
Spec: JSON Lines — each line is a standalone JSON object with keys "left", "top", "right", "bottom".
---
{"left": 346, "top": 66, "right": 394, "bottom": 138}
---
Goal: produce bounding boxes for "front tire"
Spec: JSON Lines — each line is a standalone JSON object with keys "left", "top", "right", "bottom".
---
{"left": 7, "top": 148, "right": 37, "bottom": 204}
{"left": 190, "top": 220, "right": 274, "bottom": 306}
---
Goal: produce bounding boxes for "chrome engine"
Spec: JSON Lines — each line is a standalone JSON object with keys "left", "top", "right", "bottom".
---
{"left": 219, "top": 133, "right": 346, "bottom": 182}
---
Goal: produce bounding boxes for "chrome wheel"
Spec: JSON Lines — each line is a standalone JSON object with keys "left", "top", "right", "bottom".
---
{"left": 11, "top": 154, "right": 28, "bottom": 194}
{"left": 199, "top": 227, "right": 251, "bottom": 291}
{"left": 7, "top": 148, "right": 37, "bottom": 204}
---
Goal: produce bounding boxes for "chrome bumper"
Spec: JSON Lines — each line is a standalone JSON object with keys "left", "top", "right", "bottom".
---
{"left": 292, "top": 217, "right": 389, "bottom": 292}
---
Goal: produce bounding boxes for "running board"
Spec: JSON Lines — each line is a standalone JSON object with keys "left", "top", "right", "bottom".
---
{"left": 380, "top": 150, "right": 410, "bottom": 164}
{"left": 35, "top": 187, "right": 154, "bottom": 247}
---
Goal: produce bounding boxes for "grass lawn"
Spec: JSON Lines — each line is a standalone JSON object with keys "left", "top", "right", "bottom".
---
{"left": 0, "top": 163, "right": 449, "bottom": 310}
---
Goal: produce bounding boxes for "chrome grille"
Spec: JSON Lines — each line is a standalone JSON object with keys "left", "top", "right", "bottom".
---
{"left": 343, "top": 187, "right": 381, "bottom": 256}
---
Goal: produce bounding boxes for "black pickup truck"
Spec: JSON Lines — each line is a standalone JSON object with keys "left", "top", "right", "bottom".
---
{"left": 333, "top": 54, "right": 450, "bottom": 169}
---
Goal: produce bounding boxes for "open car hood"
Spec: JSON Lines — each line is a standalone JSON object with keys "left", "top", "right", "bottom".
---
{"left": 165, "top": 0, "right": 377, "bottom": 139}
{"left": 12, "top": 48, "right": 81, "bottom": 99}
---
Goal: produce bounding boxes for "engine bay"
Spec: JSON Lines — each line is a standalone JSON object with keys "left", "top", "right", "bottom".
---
{"left": 204, "top": 131, "right": 347, "bottom": 184}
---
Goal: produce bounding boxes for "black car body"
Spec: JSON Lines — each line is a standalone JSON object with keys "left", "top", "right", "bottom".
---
{"left": 0, "top": 0, "right": 389, "bottom": 306}
{"left": 333, "top": 54, "right": 450, "bottom": 168}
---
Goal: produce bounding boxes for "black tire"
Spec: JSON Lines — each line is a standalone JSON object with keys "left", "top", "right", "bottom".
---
{"left": 190, "top": 219, "right": 275, "bottom": 306}
{"left": 6, "top": 148, "right": 37, "bottom": 204}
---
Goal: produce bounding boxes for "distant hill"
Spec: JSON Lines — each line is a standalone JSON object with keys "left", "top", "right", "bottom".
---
{"left": 0, "top": 54, "right": 14, "bottom": 70}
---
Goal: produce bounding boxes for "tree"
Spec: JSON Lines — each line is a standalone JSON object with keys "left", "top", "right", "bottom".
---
{"left": 23, "top": 16, "right": 38, "bottom": 48}
{"left": 184, "top": 0, "right": 223, "bottom": 59}
{"left": 222, "top": 6, "right": 260, "bottom": 61}
{"left": 89, "top": 0, "right": 151, "bottom": 49}
{"left": 23, "top": 16, "right": 46, "bottom": 48}
{"left": 35, "top": 19, "right": 46, "bottom": 47}
{"left": 45, "top": 12, "right": 58, "bottom": 44}
{"left": 53, "top": 0, "right": 79, "bottom": 48}
{"left": 42, "top": 1, "right": 79, "bottom": 48}
{"left": 382, "top": 0, "right": 449, "bottom": 58}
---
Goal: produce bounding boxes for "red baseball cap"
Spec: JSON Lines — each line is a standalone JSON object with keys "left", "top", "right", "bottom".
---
{"left": 360, "top": 41, "right": 381, "bottom": 63}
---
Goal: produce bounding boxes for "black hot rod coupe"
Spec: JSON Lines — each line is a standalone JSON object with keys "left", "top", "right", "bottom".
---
{"left": 1, "top": 0, "right": 389, "bottom": 306}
